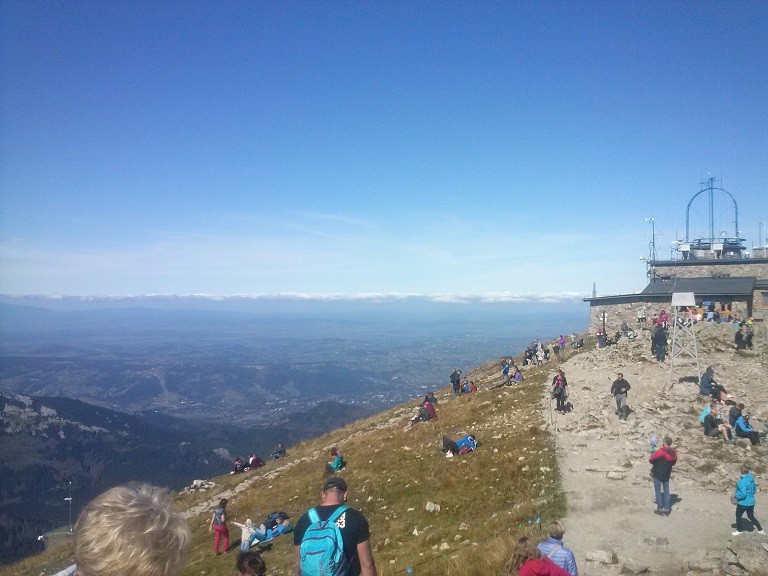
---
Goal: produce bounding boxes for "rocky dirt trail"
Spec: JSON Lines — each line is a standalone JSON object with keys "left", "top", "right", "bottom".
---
{"left": 547, "top": 323, "right": 768, "bottom": 575}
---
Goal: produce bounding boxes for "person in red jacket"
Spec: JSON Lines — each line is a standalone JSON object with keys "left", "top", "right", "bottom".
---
{"left": 649, "top": 436, "right": 677, "bottom": 516}
{"left": 503, "top": 536, "right": 571, "bottom": 576}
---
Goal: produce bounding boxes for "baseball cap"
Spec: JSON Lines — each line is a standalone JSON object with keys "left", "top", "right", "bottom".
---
{"left": 322, "top": 476, "right": 348, "bottom": 492}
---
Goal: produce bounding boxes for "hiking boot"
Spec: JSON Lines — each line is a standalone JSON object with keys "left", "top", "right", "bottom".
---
{"left": 654, "top": 509, "right": 664, "bottom": 516}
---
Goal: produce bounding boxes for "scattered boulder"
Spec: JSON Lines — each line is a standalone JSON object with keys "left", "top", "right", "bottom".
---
{"left": 585, "top": 549, "right": 617, "bottom": 564}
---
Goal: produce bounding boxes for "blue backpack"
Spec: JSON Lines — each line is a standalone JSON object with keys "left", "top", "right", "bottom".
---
{"left": 299, "top": 505, "right": 349, "bottom": 576}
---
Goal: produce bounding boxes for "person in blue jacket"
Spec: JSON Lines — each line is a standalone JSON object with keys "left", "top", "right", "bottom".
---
{"left": 732, "top": 463, "right": 764, "bottom": 535}
{"left": 441, "top": 433, "right": 477, "bottom": 456}
{"left": 733, "top": 413, "right": 761, "bottom": 445}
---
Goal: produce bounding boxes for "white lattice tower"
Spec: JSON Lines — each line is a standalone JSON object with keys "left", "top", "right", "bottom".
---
{"left": 668, "top": 292, "right": 701, "bottom": 389}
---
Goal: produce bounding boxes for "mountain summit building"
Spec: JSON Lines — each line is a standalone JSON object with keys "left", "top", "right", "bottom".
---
{"left": 584, "top": 179, "right": 768, "bottom": 333}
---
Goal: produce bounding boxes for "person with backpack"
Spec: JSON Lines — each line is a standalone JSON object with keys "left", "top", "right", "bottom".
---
{"left": 649, "top": 436, "right": 677, "bottom": 516}
{"left": 293, "top": 476, "right": 377, "bottom": 576}
{"left": 551, "top": 369, "right": 568, "bottom": 414}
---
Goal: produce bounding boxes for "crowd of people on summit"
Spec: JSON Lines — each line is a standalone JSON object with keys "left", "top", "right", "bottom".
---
{"left": 50, "top": 314, "right": 764, "bottom": 576}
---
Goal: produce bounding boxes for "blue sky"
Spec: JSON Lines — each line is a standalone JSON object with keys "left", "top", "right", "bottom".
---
{"left": 1, "top": 1, "right": 766, "bottom": 299}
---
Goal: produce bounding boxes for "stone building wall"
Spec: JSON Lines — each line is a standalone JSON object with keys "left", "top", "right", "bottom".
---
{"left": 588, "top": 299, "right": 752, "bottom": 333}
{"left": 588, "top": 302, "right": 655, "bottom": 334}
{"left": 753, "top": 289, "right": 768, "bottom": 317}
{"left": 652, "top": 261, "right": 768, "bottom": 279}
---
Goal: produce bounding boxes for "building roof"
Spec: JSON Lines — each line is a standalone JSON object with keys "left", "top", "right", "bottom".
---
{"left": 584, "top": 276, "right": 757, "bottom": 304}
{"left": 640, "top": 276, "right": 756, "bottom": 297}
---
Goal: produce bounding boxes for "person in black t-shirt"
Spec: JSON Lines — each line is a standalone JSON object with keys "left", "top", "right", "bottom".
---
{"left": 293, "top": 476, "right": 377, "bottom": 576}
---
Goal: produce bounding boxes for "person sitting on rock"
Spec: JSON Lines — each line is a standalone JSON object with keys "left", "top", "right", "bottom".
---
{"left": 325, "top": 447, "right": 346, "bottom": 474}
{"left": 703, "top": 405, "right": 734, "bottom": 443}
{"left": 733, "top": 413, "right": 761, "bottom": 445}
{"left": 233, "top": 456, "right": 245, "bottom": 474}
{"left": 410, "top": 400, "right": 436, "bottom": 425}
{"left": 424, "top": 391, "right": 437, "bottom": 405}
{"left": 440, "top": 433, "right": 477, "bottom": 456}
{"left": 248, "top": 454, "right": 265, "bottom": 469}
{"left": 699, "top": 402, "right": 712, "bottom": 424}
{"left": 729, "top": 403, "right": 744, "bottom": 427}
{"left": 710, "top": 381, "right": 731, "bottom": 404}
{"left": 272, "top": 443, "right": 286, "bottom": 460}
{"left": 512, "top": 365, "right": 523, "bottom": 384}
{"left": 699, "top": 366, "right": 715, "bottom": 396}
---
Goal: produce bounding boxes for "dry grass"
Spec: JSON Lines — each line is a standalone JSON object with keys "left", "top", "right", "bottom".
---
{"left": 3, "top": 336, "right": 586, "bottom": 576}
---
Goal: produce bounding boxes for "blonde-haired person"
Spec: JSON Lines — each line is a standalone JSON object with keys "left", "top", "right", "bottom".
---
{"left": 503, "top": 536, "right": 570, "bottom": 576}
{"left": 73, "top": 482, "right": 191, "bottom": 576}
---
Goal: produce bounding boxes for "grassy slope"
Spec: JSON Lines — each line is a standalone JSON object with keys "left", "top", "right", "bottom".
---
{"left": 4, "top": 341, "right": 584, "bottom": 576}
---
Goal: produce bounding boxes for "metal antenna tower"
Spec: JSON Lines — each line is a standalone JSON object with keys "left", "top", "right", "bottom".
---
{"left": 667, "top": 292, "right": 701, "bottom": 390}
{"left": 685, "top": 176, "right": 739, "bottom": 242}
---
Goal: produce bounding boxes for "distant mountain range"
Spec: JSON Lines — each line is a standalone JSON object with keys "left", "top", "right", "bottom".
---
{"left": 0, "top": 297, "right": 586, "bottom": 566}
{"left": 0, "top": 393, "right": 373, "bottom": 566}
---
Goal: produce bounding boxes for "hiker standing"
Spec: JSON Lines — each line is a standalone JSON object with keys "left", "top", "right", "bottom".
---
{"left": 210, "top": 498, "right": 230, "bottom": 554}
{"left": 610, "top": 373, "right": 631, "bottom": 420}
{"left": 293, "top": 476, "right": 377, "bottom": 576}
{"left": 732, "top": 463, "right": 765, "bottom": 536}
{"left": 649, "top": 436, "right": 677, "bottom": 516}
{"left": 450, "top": 368, "right": 462, "bottom": 396}
{"left": 552, "top": 369, "right": 568, "bottom": 414}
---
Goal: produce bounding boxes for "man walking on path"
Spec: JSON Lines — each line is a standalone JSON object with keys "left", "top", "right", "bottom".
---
{"left": 293, "top": 476, "right": 377, "bottom": 576}
{"left": 649, "top": 436, "right": 677, "bottom": 516}
{"left": 537, "top": 520, "right": 578, "bottom": 576}
{"left": 610, "top": 373, "right": 631, "bottom": 420}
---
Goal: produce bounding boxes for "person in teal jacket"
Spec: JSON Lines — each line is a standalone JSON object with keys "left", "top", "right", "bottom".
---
{"left": 325, "top": 447, "right": 345, "bottom": 474}
{"left": 732, "top": 463, "right": 764, "bottom": 535}
{"left": 733, "top": 414, "right": 761, "bottom": 445}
